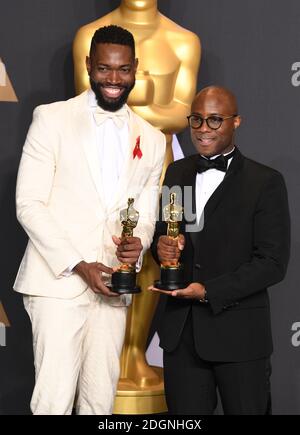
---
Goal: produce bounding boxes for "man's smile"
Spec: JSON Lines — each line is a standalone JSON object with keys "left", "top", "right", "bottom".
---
{"left": 101, "top": 86, "right": 125, "bottom": 99}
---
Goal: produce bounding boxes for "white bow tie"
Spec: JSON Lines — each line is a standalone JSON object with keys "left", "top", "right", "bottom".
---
{"left": 93, "top": 106, "right": 128, "bottom": 129}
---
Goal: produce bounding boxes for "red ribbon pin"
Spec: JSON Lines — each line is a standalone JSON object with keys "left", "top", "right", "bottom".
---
{"left": 133, "top": 136, "right": 142, "bottom": 159}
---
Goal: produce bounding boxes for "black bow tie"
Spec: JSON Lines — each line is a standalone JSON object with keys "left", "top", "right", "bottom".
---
{"left": 196, "top": 149, "right": 236, "bottom": 174}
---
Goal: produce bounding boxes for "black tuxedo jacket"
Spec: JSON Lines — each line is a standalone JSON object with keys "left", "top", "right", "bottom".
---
{"left": 151, "top": 149, "right": 290, "bottom": 362}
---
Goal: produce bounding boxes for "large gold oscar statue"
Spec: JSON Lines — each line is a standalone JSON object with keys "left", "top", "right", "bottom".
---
{"left": 73, "top": 0, "right": 201, "bottom": 414}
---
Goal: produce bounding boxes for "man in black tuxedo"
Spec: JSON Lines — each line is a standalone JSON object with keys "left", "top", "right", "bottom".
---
{"left": 150, "top": 86, "right": 290, "bottom": 415}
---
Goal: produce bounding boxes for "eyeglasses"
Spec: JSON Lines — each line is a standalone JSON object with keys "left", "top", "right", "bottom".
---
{"left": 187, "top": 114, "right": 238, "bottom": 130}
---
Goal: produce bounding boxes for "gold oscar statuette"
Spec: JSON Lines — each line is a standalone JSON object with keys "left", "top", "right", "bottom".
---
{"left": 155, "top": 192, "right": 187, "bottom": 291}
{"left": 110, "top": 198, "right": 141, "bottom": 294}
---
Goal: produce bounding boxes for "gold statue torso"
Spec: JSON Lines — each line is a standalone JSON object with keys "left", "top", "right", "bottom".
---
{"left": 130, "top": 37, "right": 180, "bottom": 104}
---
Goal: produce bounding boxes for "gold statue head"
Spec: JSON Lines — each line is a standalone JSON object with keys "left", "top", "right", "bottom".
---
{"left": 163, "top": 193, "right": 183, "bottom": 239}
{"left": 122, "top": 0, "right": 157, "bottom": 11}
{"left": 120, "top": 198, "right": 139, "bottom": 238}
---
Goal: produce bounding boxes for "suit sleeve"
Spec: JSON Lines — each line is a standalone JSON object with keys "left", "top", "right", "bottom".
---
{"left": 16, "top": 106, "right": 83, "bottom": 278}
{"left": 205, "top": 172, "right": 291, "bottom": 315}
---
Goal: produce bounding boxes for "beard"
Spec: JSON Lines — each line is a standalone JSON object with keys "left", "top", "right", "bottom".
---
{"left": 90, "top": 78, "right": 135, "bottom": 112}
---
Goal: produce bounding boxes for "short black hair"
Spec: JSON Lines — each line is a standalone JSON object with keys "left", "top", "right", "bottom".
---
{"left": 89, "top": 25, "right": 135, "bottom": 58}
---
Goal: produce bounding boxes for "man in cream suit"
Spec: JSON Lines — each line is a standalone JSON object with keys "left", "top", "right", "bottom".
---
{"left": 14, "top": 25, "right": 165, "bottom": 415}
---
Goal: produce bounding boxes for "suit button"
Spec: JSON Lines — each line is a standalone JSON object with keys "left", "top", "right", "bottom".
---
{"left": 195, "top": 264, "right": 202, "bottom": 269}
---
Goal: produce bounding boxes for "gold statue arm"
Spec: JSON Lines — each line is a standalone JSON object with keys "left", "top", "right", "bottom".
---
{"left": 130, "top": 32, "right": 201, "bottom": 133}
{"left": 130, "top": 100, "right": 191, "bottom": 135}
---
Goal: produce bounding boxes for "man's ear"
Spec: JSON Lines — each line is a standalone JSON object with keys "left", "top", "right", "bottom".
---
{"left": 134, "top": 58, "right": 139, "bottom": 72}
{"left": 234, "top": 115, "right": 242, "bottom": 130}
{"left": 86, "top": 56, "right": 91, "bottom": 75}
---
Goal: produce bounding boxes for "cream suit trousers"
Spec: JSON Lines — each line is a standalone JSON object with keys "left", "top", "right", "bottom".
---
{"left": 23, "top": 289, "right": 127, "bottom": 415}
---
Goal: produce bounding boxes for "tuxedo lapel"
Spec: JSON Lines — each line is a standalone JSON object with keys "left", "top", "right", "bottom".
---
{"left": 74, "top": 92, "right": 105, "bottom": 208}
{"left": 182, "top": 150, "right": 244, "bottom": 248}
{"left": 181, "top": 155, "right": 198, "bottom": 248}
{"left": 203, "top": 148, "right": 244, "bottom": 224}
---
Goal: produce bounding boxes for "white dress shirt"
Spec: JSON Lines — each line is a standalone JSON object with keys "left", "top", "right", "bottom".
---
{"left": 63, "top": 90, "right": 142, "bottom": 276}
{"left": 196, "top": 149, "right": 235, "bottom": 224}
{"left": 89, "top": 90, "right": 130, "bottom": 208}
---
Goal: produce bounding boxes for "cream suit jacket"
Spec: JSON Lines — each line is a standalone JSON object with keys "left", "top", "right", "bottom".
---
{"left": 14, "top": 91, "right": 166, "bottom": 304}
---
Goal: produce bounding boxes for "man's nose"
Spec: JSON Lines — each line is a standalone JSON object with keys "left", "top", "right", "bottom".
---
{"left": 107, "top": 70, "right": 121, "bottom": 84}
{"left": 199, "top": 118, "right": 211, "bottom": 132}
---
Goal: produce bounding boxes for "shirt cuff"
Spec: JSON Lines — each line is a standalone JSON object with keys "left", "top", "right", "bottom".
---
{"left": 135, "top": 252, "right": 143, "bottom": 273}
{"left": 61, "top": 259, "right": 83, "bottom": 277}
